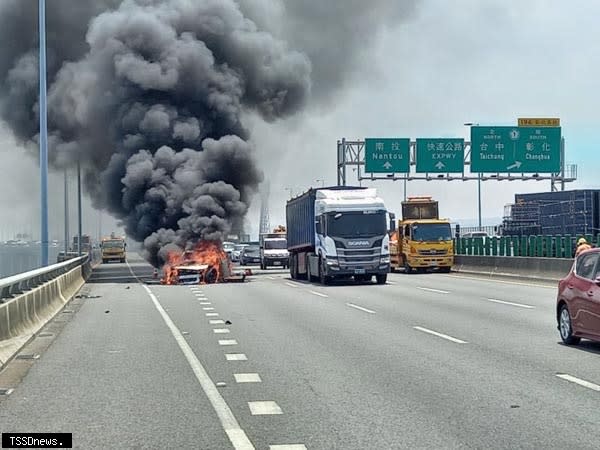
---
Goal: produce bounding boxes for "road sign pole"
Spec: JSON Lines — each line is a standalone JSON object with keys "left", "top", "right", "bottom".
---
{"left": 478, "top": 174, "right": 482, "bottom": 230}
{"left": 560, "top": 137, "right": 565, "bottom": 191}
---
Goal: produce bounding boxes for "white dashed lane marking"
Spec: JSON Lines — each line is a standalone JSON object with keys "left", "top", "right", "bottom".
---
{"left": 413, "top": 326, "right": 467, "bottom": 344}
{"left": 248, "top": 401, "right": 283, "bottom": 415}
{"left": 346, "top": 303, "right": 376, "bottom": 314}
{"left": 206, "top": 313, "right": 219, "bottom": 317}
{"left": 213, "top": 328, "right": 231, "bottom": 334}
{"left": 285, "top": 282, "right": 297, "bottom": 288}
{"left": 219, "top": 340, "right": 238, "bottom": 346}
{"left": 234, "top": 373, "right": 262, "bottom": 383}
{"left": 485, "top": 298, "right": 535, "bottom": 309}
{"left": 417, "top": 287, "right": 449, "bottom": 294}
{"left": 269, "top": 446, "right": 307, "bottom": 450}
{"left": 309, "top": 290, "right": 328, "bottom": 298}
{"left": 210, "top": 320, "right": 225, "bottom": 325}
{"left": 203, "top": 307, "right": 215, "bottom": 311}
{"left": 226, "top": 353, "right": 248, "bottom": 361}
{"left": 556, "top": 374, "right": 600, "bottom": 392}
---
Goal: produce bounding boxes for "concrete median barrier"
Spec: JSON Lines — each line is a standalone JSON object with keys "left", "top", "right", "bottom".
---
{"left": 453, "top": 255, "right": 574, "bottom": 282}
{"left": 0, "top": 264, "right": 87, "bottom": 368}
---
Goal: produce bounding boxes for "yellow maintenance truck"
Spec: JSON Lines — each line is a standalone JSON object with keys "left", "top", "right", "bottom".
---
{"left": 389, "top": 196, "right": 453, "bottom": 273}
{"left": 100, "top": 234, "right": 127, "bottom": 263}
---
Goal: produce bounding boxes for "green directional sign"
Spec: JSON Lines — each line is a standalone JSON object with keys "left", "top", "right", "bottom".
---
{"left": 416, "top": 138, "right": 464, "bottom": 173}
{"left": 364, "top": 138, "right": 410, "bottom": 173}
{"left": 470, "top": 126, "right": 561, "bottom": 173}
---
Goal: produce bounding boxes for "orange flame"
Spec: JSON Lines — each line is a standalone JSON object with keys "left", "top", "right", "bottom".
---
{"left": 160, "top": 241, "right": 230, "bottom": 285}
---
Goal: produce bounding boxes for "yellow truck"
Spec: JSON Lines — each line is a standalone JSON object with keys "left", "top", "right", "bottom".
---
{"left": 389, "top": 196, "right": 453, "bottom": 273}
{"left": 100, "top": 234, "right": 127, "bottom": 263}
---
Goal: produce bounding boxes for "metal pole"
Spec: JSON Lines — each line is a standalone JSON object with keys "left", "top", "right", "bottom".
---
{"left": 341, "top": 138, "right": 347, "bottom": 186}
{"left": 39, "top": 0, "right": 49, "bottom": 266}
{"left": 560, "top": 137, "right": 565, "bottom": 191}
{"left": 478, "top": 173, "right": 482, "bottom": 230}
{"left": 77, "top": 160, "right": 82, "bottom": 256}
{"left": 403, "top": 178, "right": 407, "bottom": 202}
{"left": 64, "top": 169, "right": 69, "bottom": 255}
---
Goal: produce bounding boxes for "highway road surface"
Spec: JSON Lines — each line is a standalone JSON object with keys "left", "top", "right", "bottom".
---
{"left": 1, "top": 254, "right": 600, "bottom": 449}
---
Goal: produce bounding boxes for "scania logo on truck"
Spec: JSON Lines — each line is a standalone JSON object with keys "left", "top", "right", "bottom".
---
{"left": 347, "top": 240, "right": 370, "bottom": 247}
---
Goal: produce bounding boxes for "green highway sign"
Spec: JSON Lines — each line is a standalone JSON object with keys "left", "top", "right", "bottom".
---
{"left": 364, "top": 138, "right": 410, "bottom": 173}
{"left": 416, "top": 138, "right": 464, "bottom": 173}
{"left": 470, "top": 126, "right": 561, "bottom": 173}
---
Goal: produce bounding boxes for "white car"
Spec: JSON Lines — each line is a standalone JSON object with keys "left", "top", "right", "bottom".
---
{"left": 231, "top": 244, "right": 248, "bottom": 262}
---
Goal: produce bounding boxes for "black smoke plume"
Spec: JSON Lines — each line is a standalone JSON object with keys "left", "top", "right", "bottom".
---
{"left": 0, "top": 0, "right": 311, "bottom": 266}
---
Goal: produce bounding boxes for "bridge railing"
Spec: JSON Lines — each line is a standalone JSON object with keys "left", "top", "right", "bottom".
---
{"left": 454, "top": 234, "right": 598, "bottom": 258}
{"left": 0, "top": 254, "right": 90, "bottom": 301}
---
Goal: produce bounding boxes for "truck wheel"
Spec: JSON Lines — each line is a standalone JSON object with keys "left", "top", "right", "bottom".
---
{"left": 376, "top": 274, "right": 387, "bottom": 284}
{"left": 404, "top": 259, "right": 412, "bottom": 274}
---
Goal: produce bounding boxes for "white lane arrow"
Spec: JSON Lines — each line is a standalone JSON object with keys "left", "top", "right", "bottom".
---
{"left": 435, "top": 161, "right": 445, "bottom": 170}
{"left": 383, "top": 161, "right": 393, "bottom": 170}
{"left": 507, "top": 161, "right": 522, "bottom": 170}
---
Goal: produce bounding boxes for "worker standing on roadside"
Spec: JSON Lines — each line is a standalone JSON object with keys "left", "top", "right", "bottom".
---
{"left": 575, "top": 237, "right": 592, "bottom": 256}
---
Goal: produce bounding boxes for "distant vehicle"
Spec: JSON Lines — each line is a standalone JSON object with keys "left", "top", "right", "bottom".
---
{"left": 57, "top": 251, "right": 79, "bottom": 263}
{"left": 557, "top": 247, "right": 600, "bottom": 345}
{"left": 239, "top": 245, "right": 260, "bottom": 265}
{"left": 389, "top": 196, "right": 453, "bottom": 274}
{"left": 462, "top": 231, "right": 489, "bottom": 239}
{"left": 222, "top": 241, "right": 236, "bottom": 257}
{"left": 231, "top": 244, "right": 248, "bottom": 262}
{"left": 259, "top": 228, "right": 288, "bottom": 270}
{"left": 71, "top": 235, "right": 92, "bottom": 253}
{"left": 286, "top": 187, "right": 389, "bottom": 284}
{"left": 100, "top": 234, "right": 127, "bottom": 263}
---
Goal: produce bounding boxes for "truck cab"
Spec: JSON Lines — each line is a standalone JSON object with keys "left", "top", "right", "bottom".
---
{"left": 390, "top": 196, "right": 454, "bottom": 273}
{"left": 100, "top": 234, "right": 127, "bottom": 263}
{"left": 260, "top": 228, "right": 289, "bottom": 270}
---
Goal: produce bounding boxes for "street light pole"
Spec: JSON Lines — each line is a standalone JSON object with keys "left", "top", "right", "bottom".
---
{"left": 39, "top": 0, "right": 49, "bottom": 266}
{"left": 77, "top": 160, "right": 82, "bottom": 256}
{"left": 64, "top": 169, "right": 69, "bottom": 255}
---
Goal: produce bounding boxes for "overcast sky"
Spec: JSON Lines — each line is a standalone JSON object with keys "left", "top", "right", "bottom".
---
{"left": 0, "top": 0, "right": 598, "bottom": 242}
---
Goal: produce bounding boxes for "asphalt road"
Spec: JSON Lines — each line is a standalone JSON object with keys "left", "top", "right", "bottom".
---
{"left": 1, "top": 254, "right": 600, "bottom": 449}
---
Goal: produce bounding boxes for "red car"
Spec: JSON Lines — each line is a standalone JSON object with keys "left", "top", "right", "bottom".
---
{"left": 557, "top": 247, "right": 600, "bottom": 345}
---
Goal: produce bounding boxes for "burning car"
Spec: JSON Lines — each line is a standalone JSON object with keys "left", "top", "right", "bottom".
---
{"left": 161, "top": 241, "right": 246, "bottom": 285}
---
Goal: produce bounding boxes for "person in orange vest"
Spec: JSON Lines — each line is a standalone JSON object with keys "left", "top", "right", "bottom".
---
{"left": 575, "top": 237, "right": 592, "bottom": 256}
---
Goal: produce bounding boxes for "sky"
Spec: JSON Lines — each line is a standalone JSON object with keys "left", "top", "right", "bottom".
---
{"left": 0, "top": 0, "right": 598, "bottom": 244}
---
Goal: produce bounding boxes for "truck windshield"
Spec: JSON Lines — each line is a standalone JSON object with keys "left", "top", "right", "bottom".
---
{"left": 264, "top": 239, "right": 287, "bottom": 250}
{"left": 412, "top": 223, "right": 452, "bottom": 241}
{"left": 327, "top": 212, "right": 386, "bottom": 237}
{"left": 103, "top": 240, "right": 124, "bottom": 248}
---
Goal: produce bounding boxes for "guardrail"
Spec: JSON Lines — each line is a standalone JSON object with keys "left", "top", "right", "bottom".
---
{"left": 454, "top": 234, "right": 598, "bottom": 258}
{"left": 0, "top": 255, "right": 89, "bottom": 302}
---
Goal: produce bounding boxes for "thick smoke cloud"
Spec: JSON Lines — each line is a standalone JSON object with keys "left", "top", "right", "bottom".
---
{"left": 0, "top": 0, "right": 311, "bottom": 265}
{"left": 237, "top": 0, "right": 418, "bottom": 100}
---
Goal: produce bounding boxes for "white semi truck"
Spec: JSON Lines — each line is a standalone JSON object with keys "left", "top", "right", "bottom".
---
{"left": 286, "top": 186, "right": 390, "bottom": 284}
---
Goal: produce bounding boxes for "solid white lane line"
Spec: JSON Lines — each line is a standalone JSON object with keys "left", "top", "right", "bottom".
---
{"left": 309, "top": 290, "right": 328, "bottom": 298}
{"left": 386, "top": 281, "right": 397, "bottom": 285}
{"left": 346, "top": 303, "right": 376, "bottom": 314}
{"left": 219, "top": 340, "right": 238, "bottom": 346}
{"left": 226, "top": 353, "right": 248, "bottom": 361}
{"left": 285, "top": 282, "right": 298, "bottom": 288}
{"left": 267, "top": 276, "right": 276, "bottom": 280}
{"left": 417, "top": 287, "right": 449, "bottom": 294}
{"left": 485, "top": 298, "right": 535, "bottom": 309}
{"left": 141, "top": 285, "right": 254, "bottom": 450}
{"left": 234, "top": 373, "right": 262, "bottom": 383}
{"left": 556, "top": 374, "right": 600, "bottom": 392}
{"left": 203, "top": 307, "right": 215, "bottom": 311}
{"left": 213, "top": 328, "right": 231, "bottom": 334}
{"left": 413, "top": 326, "right": 467, "bottom": 344}
{"left": 248, "top": 401, "right": 283, "bottom": 415}
{"left": 269, "top": 446, "right": 307, "bottom": 450}
{"left": 206, "top": 313, "right": 219, "bottom": 317}
{"left": 210, "top": 320, "right": 225, "bottom": 325}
